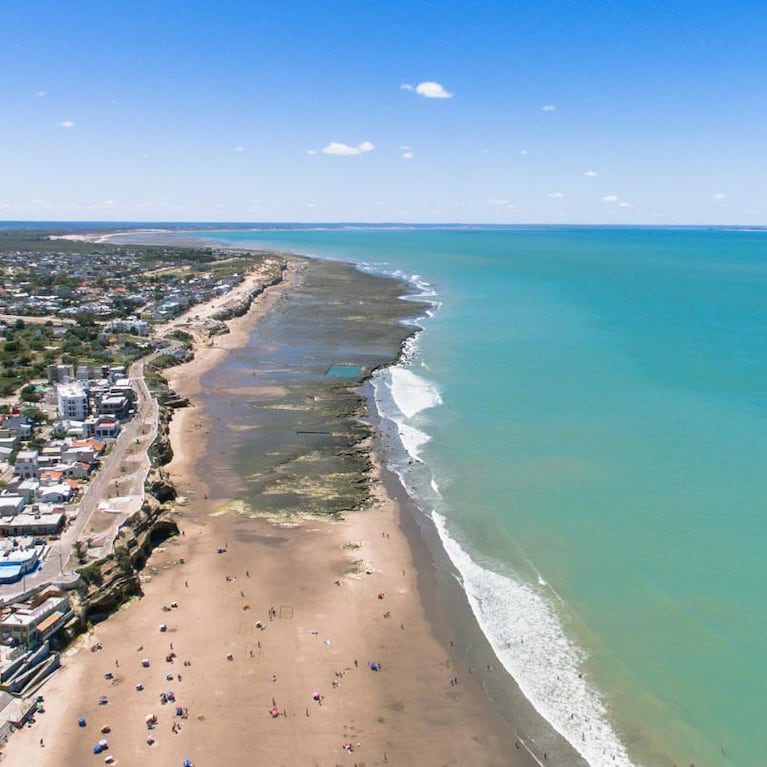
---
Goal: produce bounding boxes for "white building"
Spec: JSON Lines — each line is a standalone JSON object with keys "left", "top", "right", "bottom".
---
{"left": 56, "top": 382, "right": 88, "bottom": 421}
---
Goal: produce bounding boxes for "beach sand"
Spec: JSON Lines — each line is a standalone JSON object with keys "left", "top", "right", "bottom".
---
{"left": 2, "top": 258, "right": 542, "bottom": 767}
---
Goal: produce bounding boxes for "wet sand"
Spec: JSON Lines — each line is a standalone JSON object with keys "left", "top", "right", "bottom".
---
{"left": 3, "top": 256, "right": 546, "bottom": 767}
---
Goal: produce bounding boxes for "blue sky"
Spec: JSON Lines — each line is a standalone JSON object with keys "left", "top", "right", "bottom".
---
{"left": 2, "top": 0, "right": 766, "bottom": 224}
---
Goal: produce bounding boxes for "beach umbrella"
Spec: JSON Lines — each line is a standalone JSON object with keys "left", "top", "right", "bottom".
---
{"left": 183, "top": 760, "right": 193, "bottom": 767}
{"left": 104, "top": 756, "right": 115, "bottom": 764}
{"left": 78, "top": 717, "right": 87, "bottom": 727}
{"left": 98, "top": 738, "right": 108, "bottom": 748}
{"left": 99, "top": 695, "right": 109, "bottom": 704}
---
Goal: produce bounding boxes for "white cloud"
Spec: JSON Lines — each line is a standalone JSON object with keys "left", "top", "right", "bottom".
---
{"left": 546, "top": 192, "right": 565, "bottom": 199}
{"left": 584, "top": 170, "right": 598, "bottom": 177}
{"left": 542, "top": 104, "right": 557, "bottom": 112}
{"left": 618, "top": 201, "right": 633, "bottom": 208}
{"left": 233, "top": 146, "right": 245, "bottom": 152}
{"left": 59, "top": 120, "right": 76, "bottom": 128}
{"left": 36, "top": 90, "right": 46, "bottom": 97}
{"left": 411, "top": 81, "right": 453, "bottom": 99}
{"left": 520, "top": 149, "right": 529, "bottom": 156}
{"left": 711, "top": 192, "right": 727, "bottom": 200}
{"left": 400, "top": 83, "right": 414, "bottom": 92}
{"left": 601, "top": 194, "right": 619, "bottom": 203}
{"left": 306, "top": 149, "right": 317, "bottom": 155}
{"left": 401, "top": 151, "right": 414, "bottom": 159}
{"left": 487, "top": 198, "right": 510, "bottom": 206}
{"left": 320, "top": 141, "right": 375, "bottom": 156}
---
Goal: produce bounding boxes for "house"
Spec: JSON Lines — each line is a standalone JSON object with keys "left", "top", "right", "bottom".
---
{"left": 0, "top": 593, "right": 70, "bottom": 644}
{"left": 0, "top": 548, "right": 39, "bottom": 585}
{"left": 37, "top": 483, "right": 73, "bottom": 504}
{"left": 0, "top": 511, "right": 65, "bottom": 538}
{"left": 15, "top": 480, "right": 39, "bottom": 504}
{"left": 83, "top": 415, "right": 120, "bottom": 439}
{"left": 0, "top": 496, "right": 26, "bottom": 517}
{"left": 98, "top": 394, "right": 129, "bottom": 419}
{"left": 0, "top": 429, "right": 20, "bottom": 452}
{"left": 0, "top": 417, "right": 33, "bottom": 440}
{"left": 14, "top": 450, "right": 39, "bottom": 479}
{"left": 47, "top": 461, "right": 90, "bottom": 480}
{"left": 62, "top": 443, "right": 96, "bottom": 465}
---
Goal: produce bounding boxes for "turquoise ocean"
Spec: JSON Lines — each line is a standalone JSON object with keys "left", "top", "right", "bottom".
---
{"left": 165, "top": 226, "right": 766, "bottom": 767}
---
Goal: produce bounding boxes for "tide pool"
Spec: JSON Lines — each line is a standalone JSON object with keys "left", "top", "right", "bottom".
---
{"left": 161, "top": 225, "right": 767, "bottom": 767}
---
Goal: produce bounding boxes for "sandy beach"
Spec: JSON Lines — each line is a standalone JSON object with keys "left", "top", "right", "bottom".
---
{"left": 2, "top": 257, "right": 543, "bottom": 767}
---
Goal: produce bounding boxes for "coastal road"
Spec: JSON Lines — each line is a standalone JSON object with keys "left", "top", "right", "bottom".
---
{"left": 0, "top": 351, "right": 165, "bottom": 602}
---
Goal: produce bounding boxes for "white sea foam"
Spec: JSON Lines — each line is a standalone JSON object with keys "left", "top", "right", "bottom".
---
{"left": 396, "top": 421, "right": 431, "bottom": 458}
{"left": 389, "top": 366, "right": 442, "bottom": 419}
{"left": 432, "top": 513, "right": 637, "bottom": 767}
{"left": 372, "top": 343, "right": 634, "bottom": 765}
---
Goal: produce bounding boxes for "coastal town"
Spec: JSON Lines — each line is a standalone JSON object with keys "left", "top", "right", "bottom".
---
{"left": 0, "top": 231, "right": 286, "bottom": 740}
{"left": 0, "top": 231, "right": 548, "bottom": 767}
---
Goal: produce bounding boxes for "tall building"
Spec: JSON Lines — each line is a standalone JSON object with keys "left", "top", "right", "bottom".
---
{"left": 56, "top": 382, "right": 88, "bottom": 420}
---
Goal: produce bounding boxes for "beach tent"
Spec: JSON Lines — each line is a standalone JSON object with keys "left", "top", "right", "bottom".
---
{"left": 368, "top": 661, "right": 380, "bottom": 671}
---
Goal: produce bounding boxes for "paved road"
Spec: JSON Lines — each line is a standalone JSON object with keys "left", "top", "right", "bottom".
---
{"left": 0, "top": 351, "right": 165, "bottom": 602}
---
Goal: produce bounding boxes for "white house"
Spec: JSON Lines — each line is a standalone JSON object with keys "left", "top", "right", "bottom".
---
{"left": 37, "top": 483, "right": 74, "bottom": 504}
{"left": 0, "top": 496, "right": 25, "bottom": 517}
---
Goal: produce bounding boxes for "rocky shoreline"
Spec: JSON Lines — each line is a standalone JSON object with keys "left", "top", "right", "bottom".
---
{"left": 57, "top": 256, "right": 293, "bottom": 636}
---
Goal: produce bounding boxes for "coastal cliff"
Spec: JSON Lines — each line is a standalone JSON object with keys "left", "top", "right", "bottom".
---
{"left": 65, "top": 257, "right": 291, "bottom": 630}
{"left": 69, "top": 497, "right": 179, "bottom": 627}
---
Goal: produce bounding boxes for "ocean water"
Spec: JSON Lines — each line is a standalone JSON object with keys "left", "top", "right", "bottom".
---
{"left": 163, "top": 226, "right": 766, "bottom": 767}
